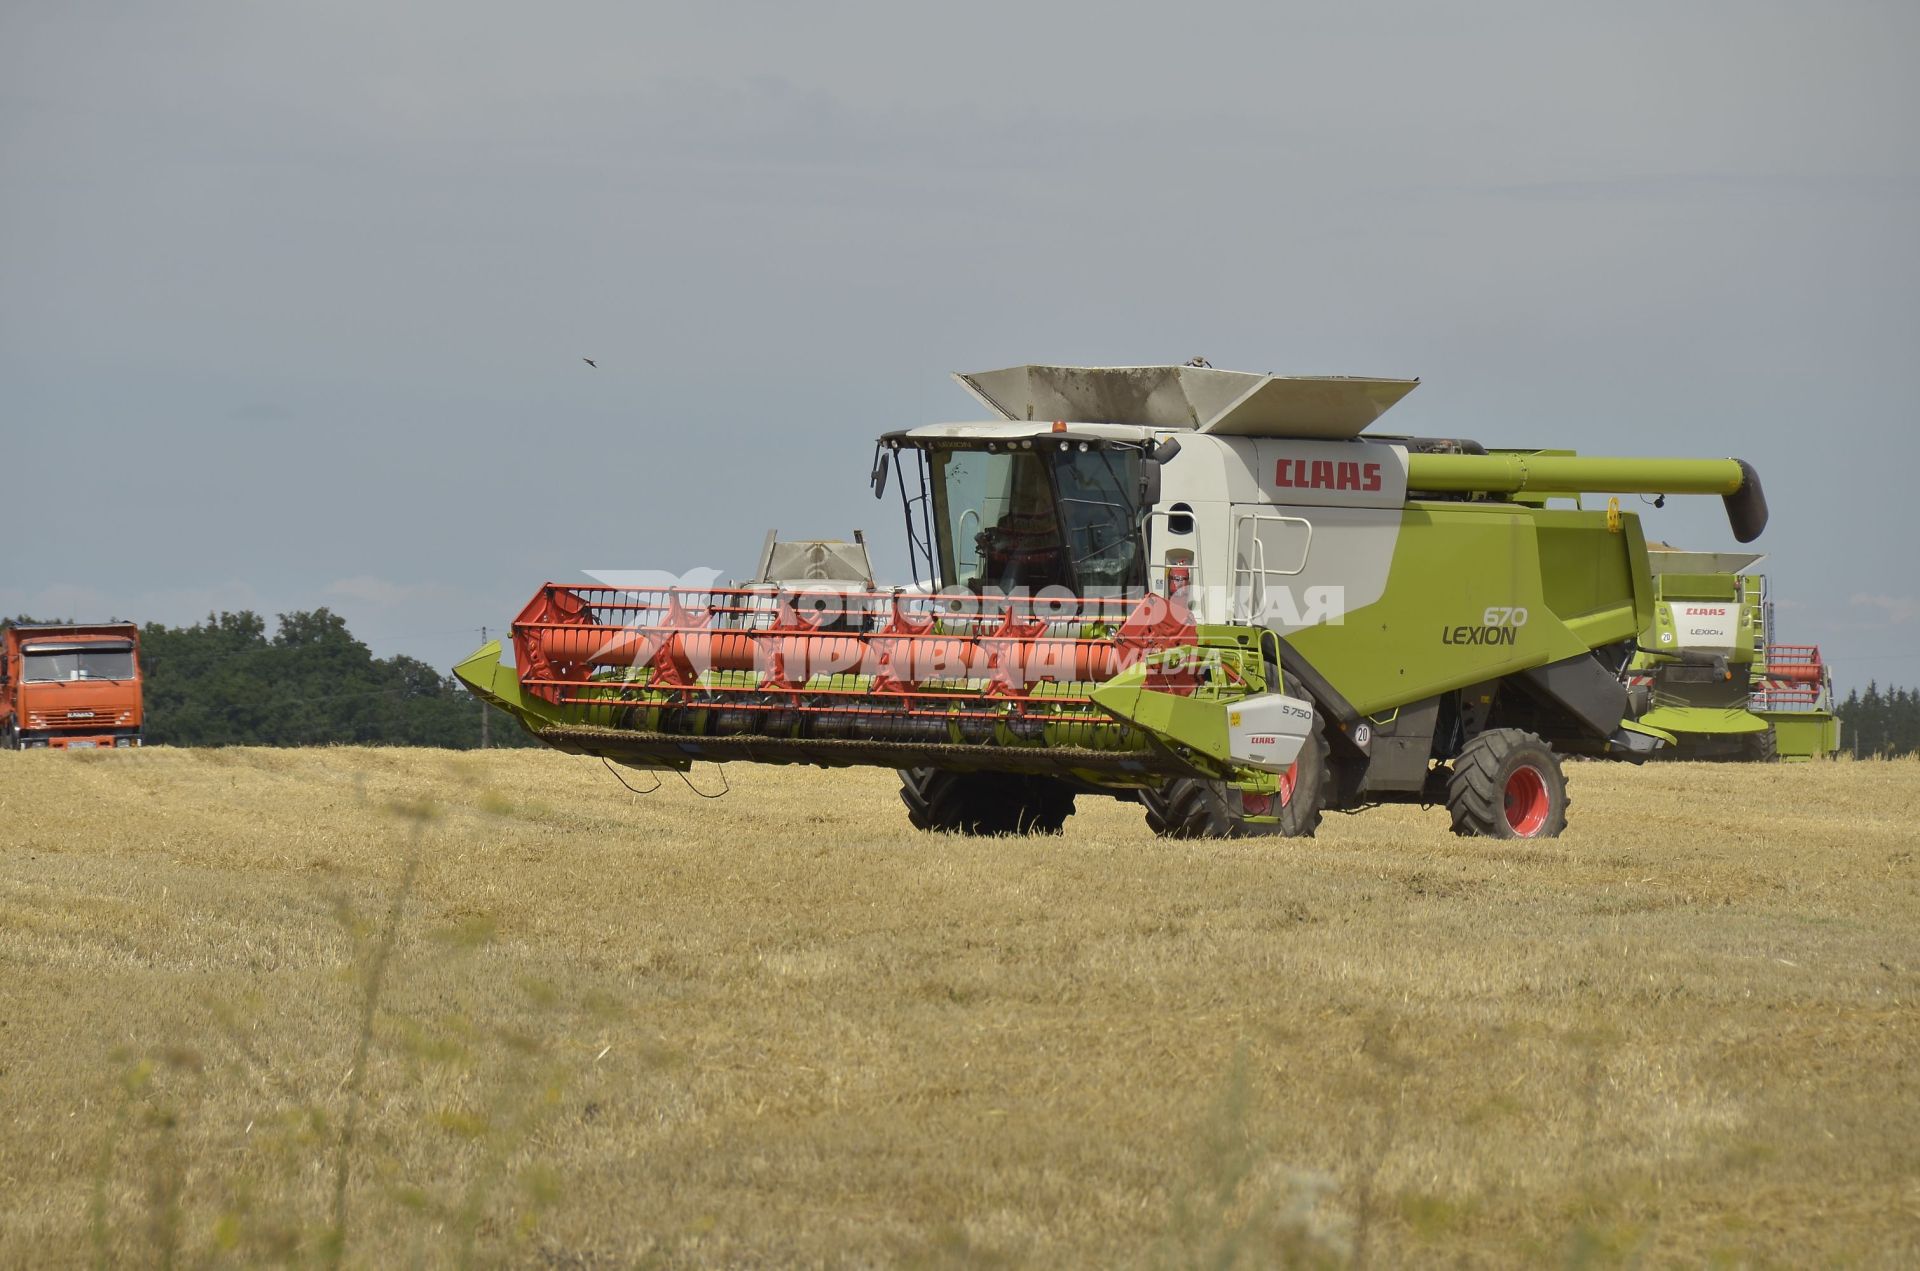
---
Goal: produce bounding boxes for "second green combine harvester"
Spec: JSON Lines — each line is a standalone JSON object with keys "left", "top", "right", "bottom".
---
{"left": 1622, "top": 547, "right": 1840, "bottom": 761}
{"left": 457, "top": 364, "right": 1768, "bottom": 839}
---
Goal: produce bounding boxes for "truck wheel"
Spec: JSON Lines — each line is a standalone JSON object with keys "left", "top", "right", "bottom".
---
{"left": 1447, "top": 729, "right": 1568, "bottom": 839}
{"left": 1142, "top": 730, "right": 1330, "bottom": 839}
{"left": 897, "top": 769, "right": 1076, "bottom": 835}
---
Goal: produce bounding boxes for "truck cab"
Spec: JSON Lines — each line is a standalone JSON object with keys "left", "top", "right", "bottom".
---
{"left": 1, "top": 623, "right": 145, "bottom": 750}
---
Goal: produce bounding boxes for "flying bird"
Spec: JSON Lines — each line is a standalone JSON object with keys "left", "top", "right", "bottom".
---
{"left": 582, "top": 358, "right": 598, "bottom": 368}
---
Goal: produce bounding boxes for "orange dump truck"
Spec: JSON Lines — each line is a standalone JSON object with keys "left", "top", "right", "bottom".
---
{"left": 1, "top": 623, "right": 145, "bottom": 750}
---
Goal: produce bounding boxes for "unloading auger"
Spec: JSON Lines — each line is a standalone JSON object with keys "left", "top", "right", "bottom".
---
{"left": 455, "top": 364, "right": 1767, "bottom": 839}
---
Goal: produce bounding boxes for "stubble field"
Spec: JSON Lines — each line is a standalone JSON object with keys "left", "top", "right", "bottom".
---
{"left": 1, "top": 746, "right": 1916, "bottom": 1267}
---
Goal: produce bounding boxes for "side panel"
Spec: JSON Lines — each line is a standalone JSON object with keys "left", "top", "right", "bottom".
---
{"left": 1286, "top": 504, "right": 1642, "bottom": 718}
{"left": 1151, "top": 435, "right": 1408, "bottom": 629}
{"left": 1767, "top": 712, "right": 1842, "bottom": 761}
{"left": 0, "top": 630, "right": 14, "bottom": 732}
{"left": 1534, "top": 510, "right": 1653, "bottom": 649}
{"left": 1227, "top": 503, "right": 1402, "bottom": 632}
{"left": 1358, "top": 695, "right": 1443, "bottom": 791}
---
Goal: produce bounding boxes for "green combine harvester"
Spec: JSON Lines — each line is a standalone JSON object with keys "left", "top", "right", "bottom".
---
{"left": 1623, "top": 547, "right": 1840, "bottom": 761}
{"left": 457, "top": 363, "right": 1770, "bottom": 839}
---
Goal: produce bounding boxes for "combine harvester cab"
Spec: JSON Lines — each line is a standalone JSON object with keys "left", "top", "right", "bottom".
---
{"left": 458, "top": 364, "right": 1768, "bottom": 839}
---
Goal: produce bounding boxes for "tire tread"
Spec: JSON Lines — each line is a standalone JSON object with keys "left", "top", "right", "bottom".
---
{"left": 1141, "top": 732, "right": 1330, "bottom": 839}
{"left": 1445, "top": 728, "right": 1569, "bottom": 838}
{"left": 898, "top": 768, "right": 1076, "bottom": 835}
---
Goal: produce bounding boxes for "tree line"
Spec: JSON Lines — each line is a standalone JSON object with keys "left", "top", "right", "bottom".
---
{"left": 5, "top": 610, "right": 532, "bottom": 749}
{"left": 1835, "top": 683, "right": 1920, "bottom": 759}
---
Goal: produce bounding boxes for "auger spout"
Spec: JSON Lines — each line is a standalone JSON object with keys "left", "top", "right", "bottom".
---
{"left": 1404, "top": 453, "right": 1768, "bottom": 542}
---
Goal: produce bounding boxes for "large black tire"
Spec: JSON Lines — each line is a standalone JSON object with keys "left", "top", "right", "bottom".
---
{"left": 1747, "top": 726, "right": 1779, "bottom": 763}
{"left": 1446, "top": 729, "right": 1569, "bottom": 839}
{"left": 897, "top": 769, "right": 1077, "bottom": 835}
{"left": 1141, "top": 730, "right": 1330, "bottom": 839}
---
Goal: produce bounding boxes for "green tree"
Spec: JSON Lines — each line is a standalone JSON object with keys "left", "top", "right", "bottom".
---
{"left": 1838, "top": 682, "right": 1920, "bottom": 758}
{"left": 112, "top": 609, "right": 533, "bottom": 749}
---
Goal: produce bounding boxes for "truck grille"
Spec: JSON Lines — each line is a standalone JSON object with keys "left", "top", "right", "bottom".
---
{"left": 27, "top": 709, "right": 136, "bottom": 727}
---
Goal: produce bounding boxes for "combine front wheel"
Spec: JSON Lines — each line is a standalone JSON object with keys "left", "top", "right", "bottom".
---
{"left": 1447, "top": 729, "right": 1568, "bottom": 839}
{"left": 898, "top": 769, "right": 1076, "bottom": 835}
{"left": 1142, "top": 731, "right": 1330, "bottom": 839}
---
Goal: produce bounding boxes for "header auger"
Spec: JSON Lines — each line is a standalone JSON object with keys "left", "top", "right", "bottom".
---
{"left": 457, "top": 364, "right": 1768, "bottom": 840}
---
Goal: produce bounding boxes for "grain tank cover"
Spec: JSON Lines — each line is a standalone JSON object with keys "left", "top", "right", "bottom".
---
{"left": 1647, "top": 548, "right": 1767, "bottom": 576}
{"left": 954, "top": 364, "right": 1418, "bottom": 438}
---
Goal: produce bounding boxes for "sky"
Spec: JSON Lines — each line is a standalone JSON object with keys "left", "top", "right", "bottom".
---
{"left": 3, "top": 1, "right": 1915, "bottom": 690}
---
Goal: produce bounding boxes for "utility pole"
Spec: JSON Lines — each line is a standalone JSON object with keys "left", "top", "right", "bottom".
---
{"left": 479, "top": 625, "right": 490, "bottom": 750}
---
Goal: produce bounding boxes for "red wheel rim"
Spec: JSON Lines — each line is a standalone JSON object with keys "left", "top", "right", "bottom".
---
{"left": 1238, "top": 756, "right": 1305, "bottom": 820}
{"left": 1242, "top": 759, "right": 1299, "bottom": 819}
{"left": 1503, "top": 764, "right": 1550, "bottom": 836}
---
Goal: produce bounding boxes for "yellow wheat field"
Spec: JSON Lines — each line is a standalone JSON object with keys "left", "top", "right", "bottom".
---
{"left": 1, "top": 747, "right": 1916, "bottom": 1267}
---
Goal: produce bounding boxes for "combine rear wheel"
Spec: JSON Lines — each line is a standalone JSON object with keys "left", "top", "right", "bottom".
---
{"left": 1142, "top": 731, "right": 1330, "bottom": 839}
{"left": 1447, "top": 729, "right": 1568, "bottom": 839}
{"left": 897, "top": 769, "right": 1077, "bottom": 835}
